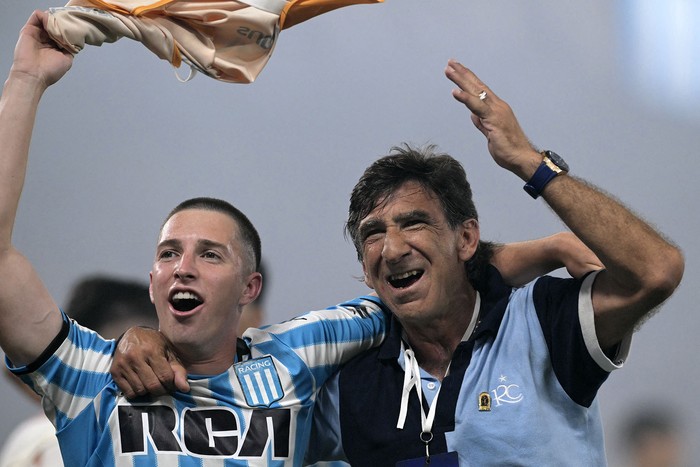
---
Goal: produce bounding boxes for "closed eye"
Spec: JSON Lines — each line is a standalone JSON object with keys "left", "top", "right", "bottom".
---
{"left": 404, "top": 219, "right": 426, "bottom": 229}
{"left": 359, "top": 220, "right": 385, "bottom": 245}
{"left": 400, "top": 212, "right": 432, "bottom": 231}
{"left": 361, "top": 228, "right": 386, "bottom": 247}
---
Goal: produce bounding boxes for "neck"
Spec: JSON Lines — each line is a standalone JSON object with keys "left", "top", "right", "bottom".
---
{"left": 401, "top": 290, "right": 478, "bottom": 381}
{"left": 176, "top": 340, "right": 238, "bottom": 376}
{"left": 403, "top": 336, "right": 454, "bottom": 381}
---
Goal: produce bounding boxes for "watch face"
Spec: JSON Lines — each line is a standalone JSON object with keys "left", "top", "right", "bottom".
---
{"left": 545, "top": 150, "right": 569, "bottom": 172}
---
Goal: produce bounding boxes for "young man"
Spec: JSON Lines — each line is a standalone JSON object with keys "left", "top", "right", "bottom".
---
{"left": 0, "top": 12, "right": 388, "bottom": 466}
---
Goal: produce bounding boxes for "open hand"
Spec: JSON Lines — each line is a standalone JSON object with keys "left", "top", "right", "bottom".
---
{"left": 445, "top": 59, "right": 541, "bottom": 180}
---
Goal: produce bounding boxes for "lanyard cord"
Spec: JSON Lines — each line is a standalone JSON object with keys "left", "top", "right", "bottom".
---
{"left": 397, "top": 342, "right": 450, "bottom": 460}
{"left": 397, "top": 343, "right": 450, "bottom": 433}
{"left": 395, "top": 293, "right": 481, "bottom": 441}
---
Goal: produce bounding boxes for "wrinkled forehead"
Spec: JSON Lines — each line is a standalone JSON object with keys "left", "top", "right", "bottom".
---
{"left": 362, "top": 180, "right": 441, "bottom": 222}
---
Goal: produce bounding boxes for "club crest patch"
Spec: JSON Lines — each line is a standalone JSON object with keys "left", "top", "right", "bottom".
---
{"left": 478, "top": 391, "right": 491, "bottom": 411}
{"left": 234, "top": 356, "right": 284, "bottom": 408}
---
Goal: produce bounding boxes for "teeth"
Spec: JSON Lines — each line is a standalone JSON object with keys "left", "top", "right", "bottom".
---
{"left": 173, "top": 291, "right": 200, "bottom": 301}
{"left": 389, "top": 270, "right": 420, "bottom": 281}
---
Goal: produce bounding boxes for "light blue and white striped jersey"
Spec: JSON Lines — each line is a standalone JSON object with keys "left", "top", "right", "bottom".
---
{"left": 7, "top": 295, "right": 388, "bottom": 466}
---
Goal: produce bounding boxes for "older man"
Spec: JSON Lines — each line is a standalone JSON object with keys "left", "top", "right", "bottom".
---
{"left": 303, "top": 61, "right": 683, "bottom": 465}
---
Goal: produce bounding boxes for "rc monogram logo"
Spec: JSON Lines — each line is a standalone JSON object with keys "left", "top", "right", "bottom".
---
{"left": 490, "top": 374, "right": 524, "bottom": 407}
{"left": 235, "top": 356, "right": 284, "bottom": 407}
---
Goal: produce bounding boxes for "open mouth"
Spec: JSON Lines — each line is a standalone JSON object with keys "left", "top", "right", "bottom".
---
{"left": 170, "top": 291, "right": 203, "bottom": 312}
{"left": 388, "top": 270, "right": 423, "bottom": 289}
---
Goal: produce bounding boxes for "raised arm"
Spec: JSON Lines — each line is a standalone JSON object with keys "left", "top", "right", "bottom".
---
{"left": 445, "top": 60, "right": 684, "bottom": 350}
{"left": 0, "top": 11, "right": 73, "bottom": 365}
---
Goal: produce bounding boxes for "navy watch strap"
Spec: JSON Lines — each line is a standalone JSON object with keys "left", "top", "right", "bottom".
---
{"left": 523, "top": 160, "right": 559, "bottom": 199}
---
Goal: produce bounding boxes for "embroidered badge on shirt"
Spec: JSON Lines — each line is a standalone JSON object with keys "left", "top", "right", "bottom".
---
{"left": 234, "top": 356, "right": 283, "bottom": 407}
{"left": 490, "top": 374, "right": 524, "bottom": 407}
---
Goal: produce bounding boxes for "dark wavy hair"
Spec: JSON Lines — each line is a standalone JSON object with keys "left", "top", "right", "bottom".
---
{"left": 346, "top": 144, "right": 494, "bottom": 284}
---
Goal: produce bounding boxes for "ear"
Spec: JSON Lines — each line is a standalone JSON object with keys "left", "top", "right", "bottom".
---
{"left": 148, "top": 271, "right": 155, "bottom": 304}
{"left": 239, "top": 271, "right": 263, "bottom": 307}
{"left": 457, "top": 218, "right": 480, "bottom": 262}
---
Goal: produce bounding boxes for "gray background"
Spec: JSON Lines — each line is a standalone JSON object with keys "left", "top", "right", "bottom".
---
{"left": 1, "top": 1, "right": 698, "bottom": 464}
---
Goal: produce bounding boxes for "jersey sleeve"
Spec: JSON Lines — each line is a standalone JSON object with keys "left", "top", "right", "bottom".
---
{"left": 243, "top": 296, "right": 389, "bottom": 385}
{"left": 6, "top": 312, "right": 116, "bottom": 429}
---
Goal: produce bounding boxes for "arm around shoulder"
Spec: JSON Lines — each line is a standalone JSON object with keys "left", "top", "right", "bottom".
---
{"left": 493, "top": 232, "right": 604, "bottom": 287}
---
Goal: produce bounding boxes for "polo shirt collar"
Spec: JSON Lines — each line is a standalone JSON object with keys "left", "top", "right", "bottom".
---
{"left": 377, "top": 264, "right": 512, "bottom": 361}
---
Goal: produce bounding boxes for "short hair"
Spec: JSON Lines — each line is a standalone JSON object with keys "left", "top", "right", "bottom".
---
{"left": 162, "top": 197, "right": 262, "bottom": 273}
{"left": 346, "top": 144, "right": 494, "bottom": 284}
{"left": 65, "top": 275, "right": 157, "bottom": 335}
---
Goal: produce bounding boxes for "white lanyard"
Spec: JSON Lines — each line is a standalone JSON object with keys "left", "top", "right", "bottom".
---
{"left": 395, "top": 293, "right": 481, "bottom": 457}
{"left": 396, "top": 344, "right": 449, "bottom": 432}
{"left": 397, "top": 342, "right": 450, "bottom": 459}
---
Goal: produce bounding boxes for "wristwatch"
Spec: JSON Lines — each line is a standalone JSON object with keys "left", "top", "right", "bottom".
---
{"left": 523, "top": 150, "right": 569, "bottom": 199}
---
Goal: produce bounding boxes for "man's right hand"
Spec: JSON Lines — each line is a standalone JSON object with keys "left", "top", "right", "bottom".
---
{"left": 11, "top": 10, "right": 73, "bottom": 90}
{"left": 111, "top": 327, "right": 190, "bottom": 399}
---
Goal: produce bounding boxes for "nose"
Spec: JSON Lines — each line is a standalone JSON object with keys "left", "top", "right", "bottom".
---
{"left": 174, "top": 252, "right": 197, "bottom": 281}
{"left": 382, "top": 227, "right": 410, "bottom": 264}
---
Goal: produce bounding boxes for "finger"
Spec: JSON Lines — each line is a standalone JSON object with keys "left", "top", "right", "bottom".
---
{"left": 470, "top": 113, "right": 488, "bottom": 137}
{"left": 111, "top": 355, "right": 146, "bottom": 398}
{"left": 445, "top": 60, "right": 493, "bottom": 114}
{"left": 34, "top": 9, "right": 48, "bottom": 26}
{"left": 116, "top": 359, "right": 169, "bottom": 397}
{"left": 165, "top": 348, "right": 190, "bottom": 392}
{"left": 112, "top": 370, "right": 140, "bottom": 400}
{"left": 172, "top": 362, "right": 190, "bottom": 393}
{"left": 27, "top": 11, "right": 51, "bottom": 43}
{"left": 113, "top": 354, "right": 171, "bottom": 397}
{"left": 135, "top": 360, "right": 172, "bottom": 396}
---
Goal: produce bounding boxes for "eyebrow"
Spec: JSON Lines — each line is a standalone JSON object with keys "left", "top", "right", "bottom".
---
{"left": 156, "top": 238, "right": 182, "bottom": 251}
{"left": 393, "top": 210, "right": 432, "bottom": 224}
{"left": 197, "top": 239, "right": 228, "bottom": 251}
{"left": 358, "top": 209, "right": 433, "bottom": 239}
{"left": 156, "top": 238, "right": 228, "bottom": 252}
